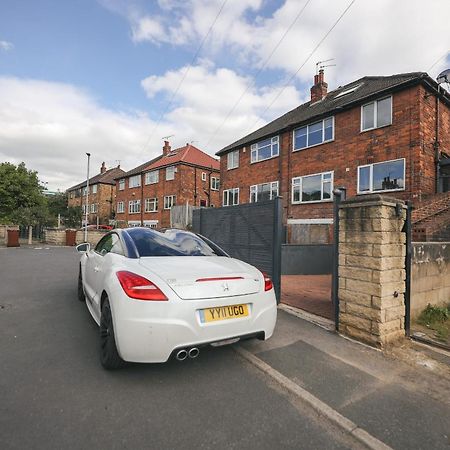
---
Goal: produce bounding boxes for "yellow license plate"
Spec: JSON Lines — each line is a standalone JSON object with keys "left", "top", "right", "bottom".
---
{"left": 201, "top": 304, "right": 249, "bottom": 323}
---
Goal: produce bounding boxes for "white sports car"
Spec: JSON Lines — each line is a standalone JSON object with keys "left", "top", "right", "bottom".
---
{"left": 77, "top": 228, "right": 277, "bottom": 369}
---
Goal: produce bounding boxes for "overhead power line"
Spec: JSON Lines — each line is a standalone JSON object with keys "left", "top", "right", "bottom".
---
{"left": 137, "top": 0, "right": 229, "bottom": 159}
{"left": 206, "top": 0, "right": 313, "bottom": 147}
{"left": 427, "top": 50, "right": 449, "bottom": 73}
{"left": 245, "top": 0, "right": 357, "bottom": 136}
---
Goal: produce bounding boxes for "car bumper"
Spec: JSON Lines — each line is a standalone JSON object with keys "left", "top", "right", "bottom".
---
{"left": 110, "top": 287, "right": 277, "bottom": 363}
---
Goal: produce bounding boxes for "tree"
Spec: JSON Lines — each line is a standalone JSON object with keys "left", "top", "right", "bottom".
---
{"left": 0, "top": 162, "right": 47, "bottom": 225}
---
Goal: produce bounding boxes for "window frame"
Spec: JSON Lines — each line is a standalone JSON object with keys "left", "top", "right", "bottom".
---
{"left": 128, "top": 199, "right": 141, "bottom": 214}
{"left": 90, "top": 203, "right": 97, "bottom": 213}
{"left": 360, "top": 96, "right": 392, "bottom": 132}
{"left": 211, "top": 177, "right": 220, "bottom": 191}
{"left": 291, "top": 171, "right": 334, "bottom": 204}
{"left": 92, "top": 184, "right": 97, "bottom": 194}
{"left": 163, "top": 195, "right": 176, "bottom": 210}
{"left": 293, "top": 116, "right": 334, "bottom": 152}
{"left": 117, "top": 201, "right": 124, "bottom": 214}
{"left": 357, "top": 158, "right": 406, "bottom": 194}
{"left": 166, "top": 166, "right": 175, "bottom": 181}
{"left": 249, "top": 181, "right": 279, "bottom": 203}
{"left": 145, "top": 197, "right": 158, "bottom": 212}
{"left": 129, "top": 175, "right": 141, "bottom": 188}
{"left": 118, "top": 179, "right": 125, "bottom": 191}
{"left": 250, "top": 136, "right": 279, "bottom": 163}
{"left": 227, "top": 150, "right": 239, "bottom": 170}
{"left": 223, "top": 188, "right": 240, "bottom": 206}
{"left": 201, "top": 172, "right": 207, "bottom": 181}
{"left": 145, "top": 170, "right": 159, "bottom": 185}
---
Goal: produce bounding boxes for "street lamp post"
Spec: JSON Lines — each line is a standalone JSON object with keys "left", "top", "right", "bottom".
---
{"left": 84, "top": 153, "right": 91, "bottom": 242}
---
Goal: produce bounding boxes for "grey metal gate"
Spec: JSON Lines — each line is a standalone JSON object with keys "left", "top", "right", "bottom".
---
{"left": 192, "top": 197, "right": 283, "bottom": 302}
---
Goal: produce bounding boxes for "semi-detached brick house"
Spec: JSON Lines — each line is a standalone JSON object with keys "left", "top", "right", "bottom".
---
{"left": 115, "top": 141, "right": 220, "bottom": 228}
{"left": 67, "top": 162, "right": 125, "bottom": 225}
{"left": 216, "top": 71, "right": 450, "bottom": 243}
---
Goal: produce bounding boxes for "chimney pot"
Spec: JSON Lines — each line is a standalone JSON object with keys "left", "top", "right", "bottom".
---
{"left": 100, "top": 162, "right": 106, "bottom": 174}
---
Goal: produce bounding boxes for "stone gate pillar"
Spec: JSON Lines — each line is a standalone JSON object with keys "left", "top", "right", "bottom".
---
{"left": 338, "top": 195, "right": 406, "bottom": 347}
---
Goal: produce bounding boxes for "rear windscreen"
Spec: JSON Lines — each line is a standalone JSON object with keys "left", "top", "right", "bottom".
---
{"left": 127, "top": 228, "right": 226, "bottom": 257}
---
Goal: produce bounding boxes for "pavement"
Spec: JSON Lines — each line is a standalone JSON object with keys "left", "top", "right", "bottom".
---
{"left": 1, "top": 245, "right": 450, "bottom": 449}
{"left": 241, "top": 305, "right": 450, "bottom": 450}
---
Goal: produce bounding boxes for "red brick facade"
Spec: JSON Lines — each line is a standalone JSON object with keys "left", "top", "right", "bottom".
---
{"left": 115, "top": 144, "right": 220, "bottom": 228}
{"left": 219, "top": 75, "right": 450, "bottom": 243}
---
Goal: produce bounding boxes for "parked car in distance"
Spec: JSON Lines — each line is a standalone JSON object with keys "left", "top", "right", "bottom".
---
{"left": 77, "top": 228, "right": 277, "bottom": 369}
{"left": 81, "top": 224, "right": 113, "bottom": 231}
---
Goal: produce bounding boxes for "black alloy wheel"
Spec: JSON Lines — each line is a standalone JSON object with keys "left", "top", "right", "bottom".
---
{"left": 100, "top": 298, "right": 125, "bottom": 370}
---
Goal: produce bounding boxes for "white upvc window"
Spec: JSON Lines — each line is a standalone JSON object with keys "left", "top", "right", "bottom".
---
{"left": 117, "top": 201, "right": 124, "bottom": 213}
{"left": 128, "top": 199, "right": 141, "bottom": 214}
{"left": 201, "top": 172, "right": 207, "bottom": 181}
{"left": 293, "top": 117, "right": 334, "bottom": 151}
{"left": 118, "top": 179, "right": 125, "bottom": 190}
{"left": 250, "top": 181, "right": 279, "bottom": 203}
{"left": 82, "top": 205, "right": 87, "bottom": 214}
{"left": 145, "top": 170, "right": 159, "bottom": 185}
{"left": 143, "top": 220, "right": 158, "bottom": 229}
{"left": 292, "top": 171, "right": 334, "bottom": 204}
{"left": 227, "top": 150, "right": 239, "bottom": 170}
{"left": 211, "top": 177, "right": 220, "bottom": 191}
{"left": 166, "top": 166, "right": 175, "bottom": 181}
{"left": 251, "top": 136, "right": 279, "bottom": 163}
{"left": 145, "top": 197, "right": 158, "bottom": 212}
{"left": 164, "top": 195, "right": 176, "bottom": 209}
{"left": 127, "top": 221, "right": 141, "bottom": 227}
{"left": 82, "top": 187, "right": 87, "bottom": 196}
{"left": 92, "top": 184, "right": 97, "bottom": 194}
{"left": 357, "top": 158, "right": 405, "bottom": 194}
{"left": 361, "top": 96, "right": 392, "bottom": 131}
{"left": 90, "top": 203, "right": 97, "bottom": 213}
{"left": 129, "top": 175, "right": 141, "bottom": 188}
{"left": 223, "top": 188, "right": 239, "bottom": 206}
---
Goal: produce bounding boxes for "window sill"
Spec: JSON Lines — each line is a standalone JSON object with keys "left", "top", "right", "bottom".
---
{"left": 227, "top": 166, "right": 239, "bottom": 171}
{"left": 144, "top": 210, "right": 158, "bottom": 213}
{"left": 357, "top": 187, "right": 405, "bottom": 195}
{"left": 291, "top": 199, "right": 333, "bottom": 205}
{"left": 250, "top": 154, "right": 279, "bottom": 165}
{"left": 360, "top": 123, "right": 392, "bottom": 133}
{"left": 293, "top": 138, "right": 334, "bottom": 152}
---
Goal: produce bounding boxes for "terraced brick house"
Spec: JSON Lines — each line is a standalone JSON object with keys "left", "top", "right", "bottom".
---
{"left": 217, "top": 71, "right": 450, "bottom": 243}
{"left": 115, "top": 142, "right": 220, "bottom": 228}
{"left": 67, "top": 162, "right": 125, "bottom": 225}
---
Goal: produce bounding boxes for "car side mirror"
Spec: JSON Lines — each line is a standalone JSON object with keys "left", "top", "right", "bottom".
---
{"left": 76, "top": 243, "right": 91, "bottom": 253}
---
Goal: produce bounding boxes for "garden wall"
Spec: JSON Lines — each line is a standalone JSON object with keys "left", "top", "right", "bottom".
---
{"left": 411, "top": 243, "right": 450, "bottom": 319}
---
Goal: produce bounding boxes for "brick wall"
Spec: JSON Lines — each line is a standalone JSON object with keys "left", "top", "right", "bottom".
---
{"left": 221, "top": 84, "right": 449, "bottom": 243}
{"left": 115, "top": 164, "right": 220, "bottom": 228}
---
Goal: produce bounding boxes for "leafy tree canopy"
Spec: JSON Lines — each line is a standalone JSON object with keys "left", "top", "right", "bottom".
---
{"left": 0, "top": 162, "right": 47, "bottom": 225}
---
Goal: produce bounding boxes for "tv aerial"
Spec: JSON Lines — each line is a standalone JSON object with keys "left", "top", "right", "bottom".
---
{"left": 316, "top": 58, "right": 336, "bottom": 74}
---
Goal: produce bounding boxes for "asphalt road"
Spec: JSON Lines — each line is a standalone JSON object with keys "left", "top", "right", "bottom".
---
{"left": 0, "top": 246, "right": 353, "bottom": 450}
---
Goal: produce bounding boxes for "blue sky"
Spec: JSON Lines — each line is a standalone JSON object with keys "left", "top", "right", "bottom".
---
{"left": 0, "top": 0, "right": 449, "bottom": 189}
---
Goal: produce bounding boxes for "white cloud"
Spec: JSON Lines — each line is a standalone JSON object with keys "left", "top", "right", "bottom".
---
{"left": 0, "top": 67, "right": 301, "bottom": 190}
{"left": 0, "top": 40, "right": 14, "bottom": 52}
{"left": 121, "top": 0, "right": 450, "bottom": 85}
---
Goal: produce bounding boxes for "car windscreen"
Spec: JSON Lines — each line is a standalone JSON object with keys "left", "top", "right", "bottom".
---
{"left": 127, "top": 228, "right": 225, "bottom": 257}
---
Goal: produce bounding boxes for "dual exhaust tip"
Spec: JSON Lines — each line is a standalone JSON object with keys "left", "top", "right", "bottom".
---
{"left": 176, "top": 347, "right": 200, "bottom": 361}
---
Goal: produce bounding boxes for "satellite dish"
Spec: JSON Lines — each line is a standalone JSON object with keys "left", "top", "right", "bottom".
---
{"left": 437, "top": 68, "right": 450, "bottom": 84}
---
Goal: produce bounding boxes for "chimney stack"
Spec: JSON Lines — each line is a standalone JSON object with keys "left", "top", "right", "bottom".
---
{"left": 310, "top": 69, "right": 328, "bottom": 103}
{"left": 100, "top": 161, "right": 106, "bottom": 174}
{"left": 163, "top": 140, "right": 171, "bottom": 156}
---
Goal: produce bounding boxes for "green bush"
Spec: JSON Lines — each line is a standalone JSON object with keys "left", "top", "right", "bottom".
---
{"left": 418, "top": 304, "right": 449, "bottom": 326}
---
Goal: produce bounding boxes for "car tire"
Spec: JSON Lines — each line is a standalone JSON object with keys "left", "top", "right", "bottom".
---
{"left": 100, "top": 298, "right": 125, "bottom": 370}
{"left": 78, "top": 266, "right": 86, "bottom": 302}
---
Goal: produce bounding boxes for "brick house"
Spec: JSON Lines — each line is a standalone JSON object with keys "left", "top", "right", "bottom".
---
{"left": 67, "top": 162, "right": 125, "bottom": 225}
{"left": 217, "top": 71, "right": 450, "bottom": 243}
{"left": 115, "top": 142, "right": 220, "bottom": 228}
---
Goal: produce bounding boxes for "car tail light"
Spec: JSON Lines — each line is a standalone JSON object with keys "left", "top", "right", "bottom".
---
{"left": 116, "top": 271, "right": 168, "bottom": 301}
{"left": 262, "top": 272, "right": 273, "bottom": 291}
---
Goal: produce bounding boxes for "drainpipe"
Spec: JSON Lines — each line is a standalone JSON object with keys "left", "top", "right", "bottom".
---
{"left": 140, "top": 173, "right": 144, "bottom": 226}
{"left": 435, "top": 84, "right": 441, "bottom": 193}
